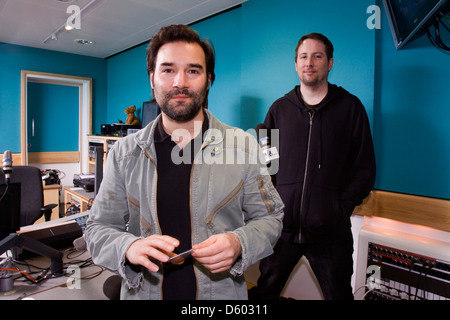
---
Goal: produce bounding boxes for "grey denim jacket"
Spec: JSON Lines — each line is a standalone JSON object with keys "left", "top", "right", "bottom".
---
{"left": 84, "top": 110, "right": 284, "bottom": 300}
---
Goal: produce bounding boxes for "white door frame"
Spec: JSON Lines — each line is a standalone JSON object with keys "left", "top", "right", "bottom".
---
{"left": 21, "top": 70, "right": 92, "bottom": 173}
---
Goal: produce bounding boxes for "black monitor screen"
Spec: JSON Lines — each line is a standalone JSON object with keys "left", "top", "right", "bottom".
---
{"left": 0, "top": 183, "right": 21, "bottom": 240}
{"left": 384, "top": 0, "right": 449, "bottom": 48}
{"left": 141, "top": 100, "right": 160, "bottom": 128}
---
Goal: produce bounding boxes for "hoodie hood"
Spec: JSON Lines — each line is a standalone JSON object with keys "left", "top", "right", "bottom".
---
{"left": 285, "top": 83, "right": 348, "bottom": 114}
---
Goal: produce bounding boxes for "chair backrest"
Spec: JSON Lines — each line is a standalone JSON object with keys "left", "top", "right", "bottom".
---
{"left": 0, "top": 166, "right": 44, "bottom": 226}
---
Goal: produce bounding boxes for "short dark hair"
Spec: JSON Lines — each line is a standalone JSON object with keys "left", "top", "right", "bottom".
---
{"left": 146, "top": 24, "right": 216, "bottom": 86}
{"left": 295, "top": 33, "right": 334, "bottom": 61}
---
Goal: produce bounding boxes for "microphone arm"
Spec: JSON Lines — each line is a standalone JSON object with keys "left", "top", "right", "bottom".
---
{"left": 0, "top": 233, "right": 64, "bottom": 277}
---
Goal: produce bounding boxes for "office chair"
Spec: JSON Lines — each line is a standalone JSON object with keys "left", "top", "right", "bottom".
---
{"left": 0, "top": 165, "right": 57, "bottom": 227}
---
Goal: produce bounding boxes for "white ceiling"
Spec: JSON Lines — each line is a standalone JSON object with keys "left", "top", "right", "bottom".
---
{"left": 0, "top": 0, "right": 247, "bottom": 58}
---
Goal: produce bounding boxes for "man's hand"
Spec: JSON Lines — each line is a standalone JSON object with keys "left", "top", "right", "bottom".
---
{"left": 192, "top": 233, "right": 242, "bottom": 273}
{"left": 125, "top": 235, "right": 180, "bottom": 272}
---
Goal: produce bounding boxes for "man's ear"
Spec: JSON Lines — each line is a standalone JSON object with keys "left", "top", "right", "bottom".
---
{"left": 149, "top": 72, "right": 154, "bottom": 89}
{"left": 328, "top": 57, "right": 334, "bottom": 72}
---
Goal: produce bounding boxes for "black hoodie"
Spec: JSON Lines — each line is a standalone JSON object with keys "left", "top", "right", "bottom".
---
{"left": 264, "top": 83, "right": 376, "bottom": 243}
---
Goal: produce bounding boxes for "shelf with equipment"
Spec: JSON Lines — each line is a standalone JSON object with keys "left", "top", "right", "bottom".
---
{"left": 86, "top": 135, "right": 121, "bottom": 173}
{"left": 63, "top": 186, "right": 93, "bottom": 213}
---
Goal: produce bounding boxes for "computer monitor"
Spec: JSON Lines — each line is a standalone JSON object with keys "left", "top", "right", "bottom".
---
{"left": 0, "top": 183, "right": 21, "bottom": 240}
{"left": 383, "top": 0, "right": 450, "bottom": 49}
{"left": 141, "top": 100, "right": 160, "bottom": 128}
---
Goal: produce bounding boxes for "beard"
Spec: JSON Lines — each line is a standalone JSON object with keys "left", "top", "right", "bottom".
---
{"left": 154, "top": 84, "right": 209, "bottom": 122}
{"left": 300, "top": 72, "right": 328, "bottom": 88}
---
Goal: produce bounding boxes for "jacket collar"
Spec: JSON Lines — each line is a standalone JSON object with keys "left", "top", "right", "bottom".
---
{"left": 133, "top": 108, "right": 225, "bottom": 156}
{"left": 289, "top": 82, "right": 342, "bottom": 113}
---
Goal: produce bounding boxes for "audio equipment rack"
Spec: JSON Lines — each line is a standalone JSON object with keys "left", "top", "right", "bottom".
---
{"left": 364, "top": 242, "right": 450, "bottom": 300}
{"left": 355, "top": 225, "right": 450, "bottom": 300}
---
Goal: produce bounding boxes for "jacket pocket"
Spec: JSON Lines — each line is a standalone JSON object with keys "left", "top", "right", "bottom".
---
{"left": 304, "top": 184, "right": 341, "bottom": 234}
{"left": 205, "top": 180, "right": 244, "bottom": 233}
{"left": 275, "top": 182, "right": 301, "bottom": 231}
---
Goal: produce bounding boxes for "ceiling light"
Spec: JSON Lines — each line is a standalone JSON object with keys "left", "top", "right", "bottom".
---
{"left": 74, "top": 39, "right": 96, "bottom": 45}
{"left": 43, "top": 0, "right": 98, "bottom": 44}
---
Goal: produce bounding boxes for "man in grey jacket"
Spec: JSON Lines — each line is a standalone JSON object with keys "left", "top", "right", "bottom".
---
{"left": 84, "top": 24, "right": 284, "bottom": 300}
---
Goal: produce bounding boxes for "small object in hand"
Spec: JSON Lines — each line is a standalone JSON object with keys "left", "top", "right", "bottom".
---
{"left": 166, "top": 249, "right": 194, "bottom": 265}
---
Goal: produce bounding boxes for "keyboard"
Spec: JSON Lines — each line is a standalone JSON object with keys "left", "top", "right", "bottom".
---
{"left": 20, "top": 211, "right": 90, "bottom": 232}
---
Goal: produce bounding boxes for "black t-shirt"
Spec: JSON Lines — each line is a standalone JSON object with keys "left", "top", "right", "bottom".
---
{"left": 154, "top": 114, "right": 208, "bottom": 300}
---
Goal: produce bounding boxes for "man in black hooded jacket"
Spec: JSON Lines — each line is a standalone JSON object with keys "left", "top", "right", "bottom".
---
{"left": 249, "top": 33, "right": 376, "bottom": 300}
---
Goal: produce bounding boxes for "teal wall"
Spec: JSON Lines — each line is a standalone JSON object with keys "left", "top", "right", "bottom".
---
{"left": 105, "top": 8, "right": 243, "bottom": 127}
{"left": 1, "top": 0, "right": 449, "bottom": 199}
{"left": 0, "top": 43, "right": 107, "bottom": 153}
{"left": 105, "top": 0, "right": 449, "bottom": 200}
{"left": 374, "top": 3, "right": 450, "bottom": 200}
{"left": 27, "top": 82, "right": 79, "bottom": 152}
{"left": 239, "top": 0, "right": 375, "bottom": 131}
{"left": 106, "top": 43, "right": 151, "bottom": 125}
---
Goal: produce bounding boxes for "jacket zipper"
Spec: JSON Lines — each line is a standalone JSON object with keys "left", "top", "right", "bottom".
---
{"left": 299, "top": 110, "right": 314, "bottom": 242}
{"left": 189, "top": 141, "right": 211, "bottom": 300}
{"left": 142, "top": 149, "right": 164, "bottom": 299}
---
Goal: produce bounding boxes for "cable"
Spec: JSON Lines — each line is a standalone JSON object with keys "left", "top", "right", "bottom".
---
{"left": 362, "top": 286, "right": 376, "bottom": 299}
{"left": 10, "top": 248, "right": 105, "bottom": 287}
{"left": 427, "top": 15, "right": 450, "bottom": 52}
{"left": 0, "top": 268, "right": 36, "bottom": 282}
{"left": 0, "top": 184, "right": 8, "bottom": 202}
{"left": 420, "top": 262, "right": 432, "bottom": 300}
{"left": 353, "top": 284, "right": 368, "bottom": 296}
{"left": 8, "top": 258, "right": 52, "bottom": 284}
{"left": 439, "top": 12, "right": 450, "bottom": 32}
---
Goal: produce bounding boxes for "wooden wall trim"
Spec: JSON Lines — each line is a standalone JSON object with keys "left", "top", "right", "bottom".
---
{"left": 11, "top": 153, "right": 22, "bottom": 165}
{"left": 353, "top": 190, "right": 450, "bottom": 232}
{"left": 28, "top": 151, "right": 80, "bottom": 164}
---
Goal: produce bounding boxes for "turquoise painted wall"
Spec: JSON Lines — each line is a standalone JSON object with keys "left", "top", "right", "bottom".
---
{"left": 106, "top": 43, "right": 151, "bottom": 125}
{"left": 1, "top": 0, "right": 448, "bottom": 200}
{"left": 105, "top": 8, "right": 243, "bottom": 128}
{"left": 0, "top": 43, "right": 107, "bottom": 153}
{"left": 105, "top": 0, "right": 449, "bottom": 200}
{"left": 192, "top": 8, "right": 243, "bottom": 128}
{"left": 27, "top": 82, "right": 79, "bottom": 152}
{"left": 239, "top": 0, "right": 375, "bottom": 130}
{"left": 374, "top": 4, "right": 450, "bottom": 199}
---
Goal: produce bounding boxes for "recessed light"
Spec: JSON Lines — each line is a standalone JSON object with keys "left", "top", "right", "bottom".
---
{"left": 55, "top": 0, "right": 76, "bottom": 3}
{"left": 74, "top": 39, "right": 96, "bottom": 45}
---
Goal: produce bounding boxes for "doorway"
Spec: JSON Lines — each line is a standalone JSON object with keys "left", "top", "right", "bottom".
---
{"left": 20, "top": 70, "right": 92, "bottom": 173}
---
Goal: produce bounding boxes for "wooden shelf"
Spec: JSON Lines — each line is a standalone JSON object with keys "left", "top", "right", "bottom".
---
{"left": 64, "top": 186, "right": 94, "bottom": 213}
{"left": 353, "top": 190, "right": 450, "bottom": 232}
{"left": 87, "top": 135, "right": 120, "bottom": 173}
